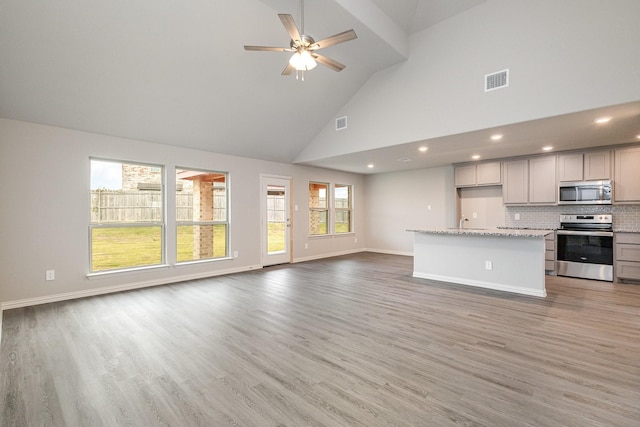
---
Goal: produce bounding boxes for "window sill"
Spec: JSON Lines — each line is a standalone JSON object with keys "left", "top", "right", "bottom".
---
{"left": 87, "top": 264, "right": 171, "bottom": 279}
{"left": 87, "top": 256, "right": 236, "bottom": 279}
{"left": 175, "top": 257, "right": 234, "bottom": 267}
{"left": 308, "top": 232, "right": 355, "bottom": 239}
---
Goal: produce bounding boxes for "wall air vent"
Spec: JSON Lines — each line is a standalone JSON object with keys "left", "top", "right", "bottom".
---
{"left": 485, "top": 69, "right": 509, "bottom": 92}
{"left": 336, "top": 116, "right": 347, "bottom": 130}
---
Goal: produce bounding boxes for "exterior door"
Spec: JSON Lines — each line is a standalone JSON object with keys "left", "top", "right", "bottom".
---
{"left": 260, "top": 175, "right": 291, "bottom": 266}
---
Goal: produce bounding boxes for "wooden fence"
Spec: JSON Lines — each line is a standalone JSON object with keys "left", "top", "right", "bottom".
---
{"left": 91, "top": 191, "right": 195, "bottom": 223}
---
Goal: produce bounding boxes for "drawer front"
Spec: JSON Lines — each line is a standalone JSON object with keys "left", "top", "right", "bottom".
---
{"left": 545, "top": 240, "right": 554, "bottom": 251}
{"left": 616, "top": 261, "right": 640, "bottom": 280}
{"left": 545, "top": 260, "right": 555, "bottom": 271}
{"left": 616, "top": 233, "right": 640, "bottom": 244}
{"left": 545, "top": 249, "right": 555, "bottom": 261}
{"left": 616, "top": 244, "right": 640, "bottom": 262}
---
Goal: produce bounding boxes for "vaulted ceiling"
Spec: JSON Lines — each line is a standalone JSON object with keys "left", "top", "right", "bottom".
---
{"left": 1, "top": 0, "right": 638, "bottom": 173}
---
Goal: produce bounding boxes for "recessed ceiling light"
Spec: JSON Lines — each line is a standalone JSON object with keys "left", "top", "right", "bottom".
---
{"left": 594, "top": 116, "right": 612, "bottom": 124}
{"left": 367, "top": 163, "right": 374, "bottom": 169}
{"left": 636, "top": 134, "right": 640, "bottom": 139}
{"left": 542, "top": 145, "right": 554, "bottom": 151}
{"left": 490, "top": 134, "right": 503, "bottom": 141}
{"left": 418, "top": 146, "right": 428, "bottom": 152}
{"left": 471, "top": 154, "right": 481, "bottom": 160}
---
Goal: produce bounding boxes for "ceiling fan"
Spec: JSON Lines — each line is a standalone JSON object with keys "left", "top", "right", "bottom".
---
{"left": 244, "top": 0, "right": 357, "bottom": 80}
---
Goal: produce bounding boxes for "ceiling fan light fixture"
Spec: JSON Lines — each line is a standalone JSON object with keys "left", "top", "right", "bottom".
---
{"left": 289, "top": 50, "right": 317, "bottom": 71}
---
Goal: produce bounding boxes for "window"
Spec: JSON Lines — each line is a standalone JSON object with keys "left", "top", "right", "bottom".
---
{"left": 334, "top": 184, "right": 352, "bottom": 233}
{"left": 176, "top": 169, "right": 228, "bottom": 262}
{"left": 90, "top": 159, "right": 164, "bottom": 272}
{"left": 309, "top": 182, "right": 353, "bottom": 235}
{"left": 309, "top": 182, "right": 329, "bottom": 235}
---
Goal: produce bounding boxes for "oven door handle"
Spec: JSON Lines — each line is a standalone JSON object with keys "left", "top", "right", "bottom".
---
{"left": 557, "top": 230, "right": 613, "bottom": 237}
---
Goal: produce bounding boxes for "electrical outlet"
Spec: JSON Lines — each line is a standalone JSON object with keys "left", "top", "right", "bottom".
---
{"left": 304, "top": 243, "right": 308, "bottom": 249}
{"left": 485, "top": 261, "right": 493, "bottom": 270}
{"left": 515, "top": 213, "right": 520, "bottom": 220}
{"left": 354, "top": 237, "right": 358, "bottom": 243}
{"left": 46, "top": 270, "right": 55, "bottom": 281}
{"left": 233, "top": 251, "right": 238, "bottom": 258}
{"left": 472, "top": 212, "right": 478, "bottom": 219}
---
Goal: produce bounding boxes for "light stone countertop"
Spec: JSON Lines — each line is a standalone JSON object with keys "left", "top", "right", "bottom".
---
{"left": 614, "top": 229, "right": 640, "bottom": 233}
{"left": 407, "top": 227, "right": 553, "bottom": 238}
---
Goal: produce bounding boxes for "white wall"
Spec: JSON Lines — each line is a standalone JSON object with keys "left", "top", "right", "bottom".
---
{"left": 0, "top": 119, "right": 365, "bottom": 306}
{"left": 364, "top": 166, "right": 455, "bottom": 254}
{"left": 297, "top": 0, "right": 640, "bottom": 162}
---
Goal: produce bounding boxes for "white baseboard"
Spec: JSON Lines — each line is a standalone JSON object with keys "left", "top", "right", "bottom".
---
{"left": 413, "top": 272, "right": 547, "bottom": 298}
{"left": 293, "top": 248, "right": 364, "bottom": 263}
{"left": 0, "top": 264, "right": 263, "bottom": 311}
{"left": 364, "top": 248, "right": 414, "bottom": 257}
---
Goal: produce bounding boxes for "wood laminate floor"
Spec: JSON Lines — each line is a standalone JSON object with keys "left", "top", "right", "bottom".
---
{"left": 1, "top": 253, "right": 639, "bottom": 426}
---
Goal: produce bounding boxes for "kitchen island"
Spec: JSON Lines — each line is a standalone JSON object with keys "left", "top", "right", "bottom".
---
{"left": 408, "top": 228, "right": 552, "bottom": 297}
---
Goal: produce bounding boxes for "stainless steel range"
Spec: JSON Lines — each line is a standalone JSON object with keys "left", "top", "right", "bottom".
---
{"left": 557, "top": 214, "right": 613, "bottom": 282}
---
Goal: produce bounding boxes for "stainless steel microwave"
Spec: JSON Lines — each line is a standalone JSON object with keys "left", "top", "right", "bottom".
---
{"left": 558, "top": 180, "right": 611, "bottom": 205}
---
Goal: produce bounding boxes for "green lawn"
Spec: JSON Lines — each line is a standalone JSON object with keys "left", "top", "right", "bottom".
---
{"left": 92, "top": 225, "right": 227, "bottom": 271}
{"left": 268, "top": 222, "right": 285, "bottom": 253}
{"left": 177, "top": 225, "right": 227, "bottom": 262}
{"left": 92, "top": 222, "right": 351, "bottom": 271}
{"left": 91, "top": 226, "right": 162, "bottom": 271}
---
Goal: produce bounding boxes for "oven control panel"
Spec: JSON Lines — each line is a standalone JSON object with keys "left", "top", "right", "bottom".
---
{"left": 560, "top": 214, "right": 612, "bottom": 224}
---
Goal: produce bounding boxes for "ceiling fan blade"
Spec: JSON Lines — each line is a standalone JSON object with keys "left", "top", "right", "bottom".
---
{"left": 244, "top": 45, "right": 292, "bottom": 52}
{"left": 310, "top": 29, "right": 357, "bottom": 50}
{"left": 278, "top": 14, "right": 301, "bottom": 43}
{"left": 282, "top": 63, "right": 295, "bottom": 76}
{"left": 312, "top": 53, "right": 346, "bottom": 72}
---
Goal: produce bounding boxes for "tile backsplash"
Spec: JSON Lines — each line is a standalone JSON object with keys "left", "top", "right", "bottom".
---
{"left": 504, "top": 204, "right": 640, "bottom": 231}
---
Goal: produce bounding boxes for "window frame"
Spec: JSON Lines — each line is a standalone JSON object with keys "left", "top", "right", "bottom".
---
{"left": 175, "top": 167, "right": 230, "bottom": 264}
{"left": 309, "top": 181, "right": 330, "bottom": 236}
{"left": 334, "top": 183, "right": 352, "bottom": 234}
{"left": 89, "top": 158, "right": 166, "bottom": 273}
{"left": 308, "top": 181, "right": 354, "bottom": 237}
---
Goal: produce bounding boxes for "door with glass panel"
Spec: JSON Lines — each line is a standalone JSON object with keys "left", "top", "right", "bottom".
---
{"left": 261, "top": 175, "right": 291, "bottom": 266}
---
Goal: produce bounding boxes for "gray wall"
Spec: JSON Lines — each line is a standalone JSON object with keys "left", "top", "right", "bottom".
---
{"left": 459, "top": 186, "right": 506, "bottom": 229}
{"left": 0, "top": 119, "right": 365, "bottom": 305}
{"left": 297, "top": 0, "right": 640, "bottom": 162}
{"left": 364, "top": 166, "right": 456, "bottom": 254}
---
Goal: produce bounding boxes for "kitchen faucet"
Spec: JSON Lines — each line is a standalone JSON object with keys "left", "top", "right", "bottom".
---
{"left": 459, "top": 215, "right": 468, "bottom": 229}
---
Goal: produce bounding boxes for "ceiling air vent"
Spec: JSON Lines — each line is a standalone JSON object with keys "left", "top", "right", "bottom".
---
{"left": 485, "top": 69, "right": 509, "bottom": 92}
{"left": 336, "top": 116, "right": 347, "bottom": 130}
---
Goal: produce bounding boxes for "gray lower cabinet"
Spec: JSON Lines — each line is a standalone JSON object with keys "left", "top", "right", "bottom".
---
{"left": 615, "top": 232, "right": 640, "bottom": 282}
{"left": 545, "top": 232, "right": 556, "bottom": 274}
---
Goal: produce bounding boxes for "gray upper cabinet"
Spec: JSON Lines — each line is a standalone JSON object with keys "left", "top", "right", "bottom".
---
{"left": 454, "top": 162, "right": 501, "bottom": 187}
{"left": 454, "top": 165, "right": 476, "bottom": 187}
{"left": 584, "top": 151, "right": 611, "bottom": 180}
{"left": 557, "top": 153, "right": 584, "bottom": 181}
{"left": 558, "top": 150, "right": 611, "bottom": 181}
{"left": 614, "top": 147, "right": 640, "bottom": 202}
{"left": 476, "top": 162, "right": 502, "bottom": 185}
{"left": 529, "top": 155, "right": 557, "bottom": 204}
{"left": 503, "top": 159, "right": 529, "bottom": 204}
{"left": 503, "top": 155, "right": 556, "bottom": 205}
